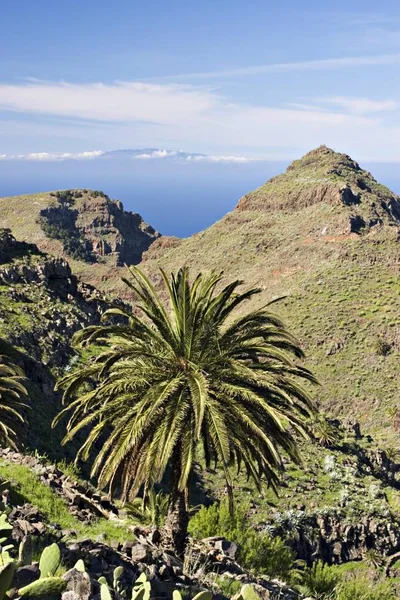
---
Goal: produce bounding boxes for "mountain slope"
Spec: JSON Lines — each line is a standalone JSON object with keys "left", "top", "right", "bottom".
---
{"left": 0, "top": 228, "right": 125, "bottom": 459}
{"left": 142, "top": 146, "right": 400, "bottom": 444}
{"left": 0, "top": 189, "right": 160, "bottom": 296}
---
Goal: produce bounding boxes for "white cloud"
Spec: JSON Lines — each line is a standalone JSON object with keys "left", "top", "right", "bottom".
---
{"left": 155, "top": 53, "right": 400, "bottom": 80}
{"left": 186, "top": 154, "right": 256, "bottom": 163}
{"left": 320, "top": 96, "right": 398, "bottom": 114}
{"left": 134, "top": 149, "right": 178, "bottom": 159}
{"left": 1, "top": 79, "right": 400, "bottom": 161}
{"left": 0, "top": 148, "right": 258, "bottom": 164}
{"left": 0, "top": 150, "right": 104, "bottom": 161}
{"left": 0, "top": 81, "right": 216, "bottom": 123}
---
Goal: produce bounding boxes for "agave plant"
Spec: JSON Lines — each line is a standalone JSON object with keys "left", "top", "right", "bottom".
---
{"left": 54, "top": 267, "right": 317, "bottom": 554}
{"left": 0, "top": 340, "right": 28, "bottom": 448}
{"left": 311, "top": 416, "right": 340, "bottom": 448}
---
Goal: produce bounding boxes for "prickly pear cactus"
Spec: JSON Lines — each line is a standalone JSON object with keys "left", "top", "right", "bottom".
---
{"left": 100, "top": 582, "right": 113, "bottom": 600}
{"left": 39, "top": 543, "right": 61, "bottom": 578}
{"left": 113, "top": 566, "right": 126, "bottom": 598}
{"left": 18, "top": 536, "right": 33, "bottom": 567}
{"left": 113, "top": 567, "right": 124, "bottom": 581}
{"left": 0, "top": 562, "right": 16, "bottom": 600}
{"left": 192, "top": 592, "right": 212, "bottom": 600}
{"left": 131, "top": 577, "right": 150, "bottom": 600}
{"left": 73, "top": 559, "right": 86, "bottom": 573}
{"left": 19, "top": 576, "right": 67, "bottom": 598}
{"left": 0, "top": 514, "right": 13, "bottom": 545}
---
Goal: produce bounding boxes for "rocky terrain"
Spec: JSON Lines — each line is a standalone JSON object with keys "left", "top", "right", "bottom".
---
{"left": 0, "top": 448, "right": 301, "bottom": 600}
{"left": 0, "top": 228, "right": 127, "bottom": 457}
{"left": 0, "top": 189, "right": 160, "bottom": 297}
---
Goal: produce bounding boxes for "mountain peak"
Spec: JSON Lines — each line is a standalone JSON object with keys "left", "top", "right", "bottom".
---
{"left": 236, "top": 147, "right": 400, "bottom": 232}
{"left": 287, "top": 145, "right": 361, "bottom": 176}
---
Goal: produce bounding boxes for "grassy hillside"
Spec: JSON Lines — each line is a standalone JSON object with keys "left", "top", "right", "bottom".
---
{"left": 0, "top": 147, "right": 399, "bottom": 595}
{"left": 142, "top": 146, "right": 400, "bottom": 445}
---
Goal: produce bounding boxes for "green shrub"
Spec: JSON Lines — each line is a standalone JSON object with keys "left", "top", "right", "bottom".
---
{"left": 336, "top": 576, "right": 397, "bottom": 600}
{"left": 126, "top": 489, "right": 169, "bottom": 527}
{"left": 38, "top": 204, "right": 96, "bottom": 264}
{"left": 188, "top": 500, "right": 295, "bottom": 580}
{"left": 213, "top": 577, "right": 241, "bottom": 598}
{"left": 300, "top": 561, "right": 339, "bottom": 599}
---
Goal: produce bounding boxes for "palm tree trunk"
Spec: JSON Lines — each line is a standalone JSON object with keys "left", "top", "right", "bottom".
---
{"left": 163, "top": 448, "right": 189, "bottom": 556}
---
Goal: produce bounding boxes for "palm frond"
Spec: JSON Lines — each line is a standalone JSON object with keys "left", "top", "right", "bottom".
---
{"left": 54, "top": 267, "right": 317, "bottom": 509}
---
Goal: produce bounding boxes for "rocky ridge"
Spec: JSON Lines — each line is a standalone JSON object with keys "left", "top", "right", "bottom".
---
{"left": 0, "top": 229, "right": 128, "bottom": 457}
{"left": 0, "top": 189, "right": 160, "bottom": 297}
{"left": 236, "top": 146, "right": 400, "bottom": 232}
{"left": 39, "top": 189, "right": 160, "bottom": 266}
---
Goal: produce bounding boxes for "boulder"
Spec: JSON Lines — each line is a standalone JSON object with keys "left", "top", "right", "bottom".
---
{"left": 63, "top": 568, "right": 92, "bottom": 600}
{"left": 14, "top": 565, "right": 40, "bottom": 588}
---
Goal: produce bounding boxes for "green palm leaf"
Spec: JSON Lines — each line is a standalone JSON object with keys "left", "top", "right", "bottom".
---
{"left": 0, "top": 340, "right": 28, "bottom": 449}
{"left": 54, "top": 267, "right": 317, "bottom": 554}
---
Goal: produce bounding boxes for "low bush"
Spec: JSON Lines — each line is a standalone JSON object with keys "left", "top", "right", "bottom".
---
{"left": 300, "top": 561, "right": 339, "bottom": 599}
{"left": 188, "top": 500, "right": 295, "bottom": 580}
{"left": 375, "top": 338, "right": 392, "bottom": 356}
{"left": 336, "top": 575, "right": 397, "bottom": 600}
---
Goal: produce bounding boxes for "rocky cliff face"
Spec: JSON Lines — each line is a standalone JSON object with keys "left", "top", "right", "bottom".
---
{"left": 39, "top": 189, "right": 161, "bottom": 266}
{"left": 0, "top": 188, "right": 161, "bottom": 297}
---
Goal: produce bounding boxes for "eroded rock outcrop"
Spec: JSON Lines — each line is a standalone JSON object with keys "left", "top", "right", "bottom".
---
{"left": 236, "top": 145, "right": 400, "bottom": 238}
{"left": 39, "top": 190, "right": 161, "bottom": 265}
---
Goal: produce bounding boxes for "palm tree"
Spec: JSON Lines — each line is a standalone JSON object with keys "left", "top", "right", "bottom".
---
{"left": 0, "top": 340, "right": 28, "bottom": 448}
{"left": 54, "top": 267, "right": 317, "bottom": 555}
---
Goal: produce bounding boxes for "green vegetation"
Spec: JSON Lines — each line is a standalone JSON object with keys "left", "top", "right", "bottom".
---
{"left": 0, "top": 340, "right": 28, "bottom": 448}
{"left": 189, "top": 500, "right": 295, "bottom": 580}
{"left": 38, "top": 201, "right": 96, "bottom": 263}
{"left": 298, "top": 561, "right": 399, "bottom": 599}
{"left": 54, "top": 266, "right": 317, "bottom": 555}
{"left": 141, "top": 148, "right": 400, "bottom": 449}
{"left": 0, "top": 523, "right": 67, "bottom": 600}
{"left": 0, "top": 148, "right": 398, "bottom": 597}
{"left": 0, "top": 462, "right": 133, "bottom": 543}
{"left": 126, "top": 489, "right": 170, "bottom": 527}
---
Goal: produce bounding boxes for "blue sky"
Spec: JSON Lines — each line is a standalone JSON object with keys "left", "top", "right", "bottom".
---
{"left": 2, "top": 0, "right": 400, "bottom": 161}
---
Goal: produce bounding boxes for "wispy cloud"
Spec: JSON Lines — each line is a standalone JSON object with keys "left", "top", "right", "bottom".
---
{"left": 1, "top": 79, "right": 400, "bottom": 161}
{"left": 154, "top": 53, "right": 400, "bottom": 80}
{"left": 0, "top": 150, "right": 104, "bottom": 161}
{"left": 0, "top": 81, "right": 216, "bottom": 123}
{"left": 186, "top": 154, "right": 255, "bottom": 163}
{"left": 0, "top": 148, "right": 257, "bottom": 164}
{"left": 289, "top": 96, "right": 399, "bottom": 115}
{"left": 320, "top": 96, "right": 398, "bottom": 114}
